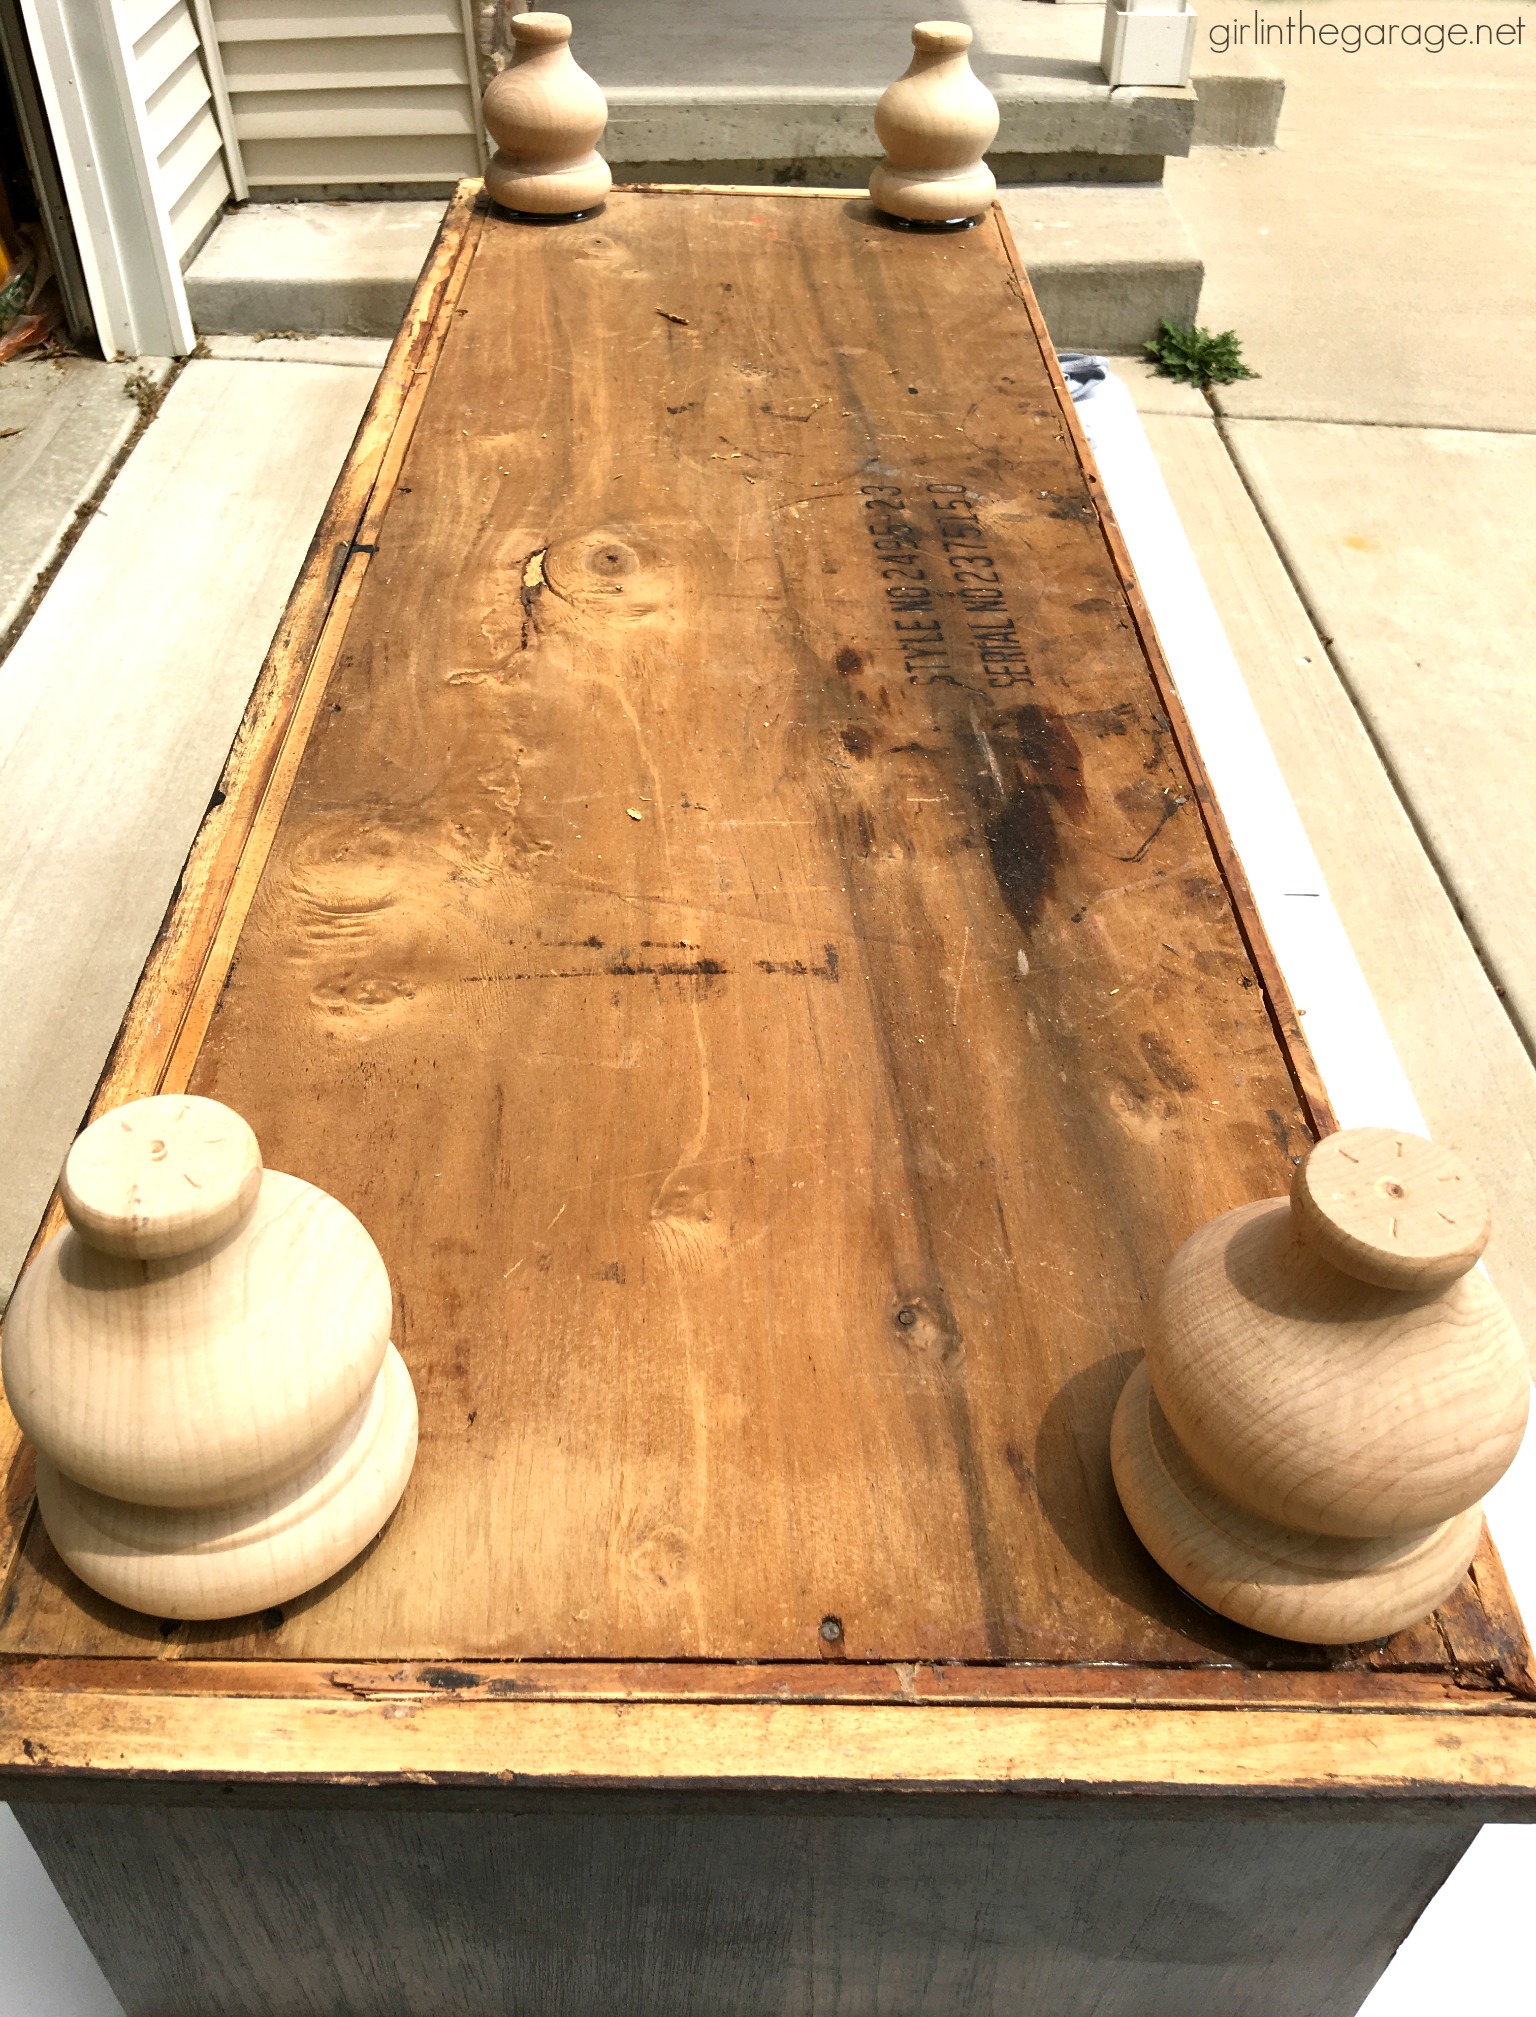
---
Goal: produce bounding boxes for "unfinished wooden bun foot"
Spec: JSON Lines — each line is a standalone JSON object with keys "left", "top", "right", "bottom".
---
{"left": 1111, "top": 1363, "right": 1484, "bottom": 1643}
{"left": 1111, "top": 1127, "right": 1529, "bottom": 1643}
{"left": 483, "top": 12, "right": 611, "bottom": 219}
{"left": 2, "top": 1095, "right": 418, "bottom": 1620}
{"left": 869, "top": 22, "right": 999, "bottom": 226}
{"left": 35, "top": 1345, "right": 417, "bottom": 1621}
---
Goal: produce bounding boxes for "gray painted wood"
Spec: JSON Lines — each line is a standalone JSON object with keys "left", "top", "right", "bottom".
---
{"left": 15, "top": 1798, "right": 1474, "bottom": 2017}
{"left": 0, "top": 1805, "right": 122, "bottom": 2016}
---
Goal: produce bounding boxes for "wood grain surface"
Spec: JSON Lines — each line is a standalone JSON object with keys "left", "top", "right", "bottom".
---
{"left": 7, "top": 1170, "right": 392, "bottom": 1509}
{"left": 1292, "top": 1126, "right": 1491, "bottom": 1290}
{"left": 1148, "top": 1199, "right": 1528, "bottom": 1541}
{"left": 4, "top": 1685, "right": 1536, "bottom": 1801}
{"left": 35, "top": 1343, "right": 417, "bottom": 1622}
{"left": 0, "top": 192, "right": 1527, "bottom": 1706}
{"left": 1111, "top": 1361, "right": 1485, "bottom": 1644}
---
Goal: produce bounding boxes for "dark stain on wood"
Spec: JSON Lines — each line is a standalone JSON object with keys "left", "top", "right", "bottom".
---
{"left": 1140, "top": 1033, "right": 1198, "bottom": 1096}
{"left": 985, "top": 783, "right": 1062, "bottom": 936}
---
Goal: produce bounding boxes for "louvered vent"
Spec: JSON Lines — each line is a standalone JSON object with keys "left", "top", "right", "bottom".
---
{"left": 210, "top": 0, "right": 484, "bottom": 193}
{"left": 127, "top": 0, "right": 233, "bottom": 259}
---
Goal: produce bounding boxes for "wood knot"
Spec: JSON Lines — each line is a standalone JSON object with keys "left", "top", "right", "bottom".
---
{"left": 541, "top": 531, "right": 662, "bottom": 618}
{"left": 585, "top": 540, "right": 639, "bottom": 579}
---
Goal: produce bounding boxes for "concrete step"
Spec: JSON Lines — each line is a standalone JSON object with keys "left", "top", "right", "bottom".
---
{"left": 1003, "top": 184, "right": 1202, "bottom": 351}
{"left": 187, "top": 181, "right": 1199, "bottom": 356}
{"left": 545, "top": 0, "right": 1194, "bottom": 185}
{"left": 185, "top": 3, "right": 1273, "bottom": 346}
{"left": 600, "top": 81, "right": 1191, "bottom": 189}
{"left": 502, "top": 1, "right": 1283, "bottom": 176}
{"left": 1191, "top": 49, "right": 1286, "bottom": 148}
{"left": 187, "top": 1, "right": 1220, "bottom": 354}
{"left": 186, "top": 202, "right": 446, "bottom": 340}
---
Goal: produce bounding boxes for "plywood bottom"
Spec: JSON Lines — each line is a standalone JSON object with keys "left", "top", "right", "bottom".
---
{"left": 0, "top": 190, "right": 1530, "bottom": 1805}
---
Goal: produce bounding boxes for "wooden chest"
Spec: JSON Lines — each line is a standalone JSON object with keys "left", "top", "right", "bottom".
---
{"left": 3, "top": 185, "right": 1533, "bottom": 2016}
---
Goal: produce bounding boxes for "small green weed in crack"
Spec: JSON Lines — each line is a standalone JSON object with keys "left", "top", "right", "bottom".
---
{"left": 1144, "top": 319, "right": 1258, "bottom": 389}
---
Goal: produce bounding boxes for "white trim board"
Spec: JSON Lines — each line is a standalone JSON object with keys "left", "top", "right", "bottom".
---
{"left": 189, "top": 0, "right": 248, "bottom": 199}
{"left": 1082, "top": 375, "right": 1423, "bottom": 1134}
{"left": 18, "top": 0, "right": 195, "bottom": 356}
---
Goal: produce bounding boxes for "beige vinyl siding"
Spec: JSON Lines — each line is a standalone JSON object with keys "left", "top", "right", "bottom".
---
{"left": 211, "top": 0, "right": 483, "bottom": 192}
{"left": 128, "top": 0, "right": 232, "bottom": 261}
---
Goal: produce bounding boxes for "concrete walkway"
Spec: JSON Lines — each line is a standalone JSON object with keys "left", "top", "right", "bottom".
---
{"left": 1175, "top": 1, "right": 1535, "bottom": 430}
{"left": 0, "top": 357, "right": 173, "bottom": 642}
{"left": 0, "top": 338, "right": 386, "bottom": 2017}
{"left": 1170, "top": 0, "right": 1536, "bottom": 1100}
{"left": 1150, "top": 0, "right": 1536, "bottom": 1338}
{"left": 1135, "top": 387, "right": 1536, "bottom": 1350}
{"left": 0, "top": 351, "right": 381, "bottom": 1302}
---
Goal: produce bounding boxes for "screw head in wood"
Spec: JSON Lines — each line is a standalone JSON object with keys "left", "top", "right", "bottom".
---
{"left": 61, "top": 1096, "right": 263, "bottom": 1260}
{"left": 1291, "top": 1127, "right": 1491, "bottom": 1291}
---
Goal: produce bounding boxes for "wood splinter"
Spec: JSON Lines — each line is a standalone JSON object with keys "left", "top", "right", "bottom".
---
{"left": 1112, "top": 1127, "right": 1530, "bottom": 1644}
{"left": 2, "top": 1095, "right": 418, "bottom": 1621}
